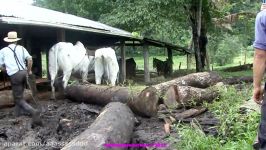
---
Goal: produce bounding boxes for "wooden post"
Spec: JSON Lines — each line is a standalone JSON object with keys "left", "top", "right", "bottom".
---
{"left": 120, "top": 41, "right": 126, "bottom": 83}
{"left": 57, "top": 29, "right": 65, "bottom": 42}
{"left": 187, "top": 54, "right": 191, "bottom": 70}
{"left": 167, "top": 48, "right": 173, "bottom": 74}
{"left": 187, "top": 39, "right": 193, "bottom": 70}
{"left": 46, "top": 46, "right": 50, "bottom": 79}
{"left": 179, "top": 62, "right": 182, "bottom": 70}
{"left": 205, "top": 49, "right": 210, "bottom": 71}
{"left": 244, "top": 48, "right": 247, "bottom": 65}
{"left": 143, "top": 44, "right": 150, "bottom": 83}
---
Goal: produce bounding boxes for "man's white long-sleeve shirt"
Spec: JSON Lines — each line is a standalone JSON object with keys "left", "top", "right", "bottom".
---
{"left": 0, "top": 44, "right": 32, "bottom": 76}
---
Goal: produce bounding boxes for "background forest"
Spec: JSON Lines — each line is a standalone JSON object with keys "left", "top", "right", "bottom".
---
{"left": 34, "top": 0, "right": 260, "bottom": 70}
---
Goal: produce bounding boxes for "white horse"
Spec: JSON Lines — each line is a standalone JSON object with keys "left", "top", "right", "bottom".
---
{"left": 49, "top": 41, "right": 94, "bottom": 99}
{"left": 94, "top": 47, "right": 119, "bottom": 86}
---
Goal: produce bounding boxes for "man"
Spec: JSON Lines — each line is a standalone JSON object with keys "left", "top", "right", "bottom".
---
{"left": 0, "top": 31, "right": 42, "bottom": 126}
{"left": 253, "top": 2, "right": 266, "bottom": 149}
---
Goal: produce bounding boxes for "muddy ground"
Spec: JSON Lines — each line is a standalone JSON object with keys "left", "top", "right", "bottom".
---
{"left": 0, "top": 93, "right": 176, "bottom": 150}
{"left": 0, "top": 73, "right": 220, "bottom": 150}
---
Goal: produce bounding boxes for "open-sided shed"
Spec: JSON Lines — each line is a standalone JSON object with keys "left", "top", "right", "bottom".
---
{"left": 0, "top": 1, "right": 190, "bottom": 84}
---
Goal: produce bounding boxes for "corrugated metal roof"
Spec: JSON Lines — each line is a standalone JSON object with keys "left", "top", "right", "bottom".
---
{"left": 0, "top": 1, "right": 142, "bottom": 39}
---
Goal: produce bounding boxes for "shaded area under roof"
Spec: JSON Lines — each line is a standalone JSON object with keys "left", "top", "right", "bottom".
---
{"left": 143, "top": 38, "right": 191, "bottom": 54}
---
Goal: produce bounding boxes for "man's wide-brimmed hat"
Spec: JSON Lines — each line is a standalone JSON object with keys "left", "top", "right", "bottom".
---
{"left": 3, "top": 31, "right": 21, "bottom": 42}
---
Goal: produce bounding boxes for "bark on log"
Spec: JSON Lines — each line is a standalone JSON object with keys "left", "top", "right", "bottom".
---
{"left": 0, "top": 90, "right": 32, "bottom": 108}
{"left": 177, "top": 118, "right": 219, "bottom": 126}
{"left": 65, "top": 84, "right": 159, "bottom": 117}
{"left": 222, "top": 64, "right": 253, "bottom": 72}
{"left": 223, "top": 76, "right": 253, "bottom": 85}
{"left": 153, "top": 72, "right": 222, "bottom": 95}
{"left": 62, "top": 102, "right": 135, "bottom": 150}
{"left": 175, "top": 107, "right": 207, "bottom": 119}
{"left": 162, "top": 85, "right": 219, "bottom": 108}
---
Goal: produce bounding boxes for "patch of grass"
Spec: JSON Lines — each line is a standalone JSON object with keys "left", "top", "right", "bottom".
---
{"left": 172, "top": 85, "right": 260, "bottom": 150}
{"left": 174, "top": 124, "right": 222, "bottom": 150}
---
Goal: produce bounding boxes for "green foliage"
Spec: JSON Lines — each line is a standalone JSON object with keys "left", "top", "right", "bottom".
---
{"left": 33, "top": 0, "right": 113, "bottom": 20}
{"left": 34, "top": 0, "right": 260, "bottom": 64}
{"left": 174, "top": 124, "right": 222, "bottom": 150}
{"left": 173, "top": 85, "right": 260, "bottom": 150}
{"left": 211, "top": 34, "right": 243, "bottom": 66}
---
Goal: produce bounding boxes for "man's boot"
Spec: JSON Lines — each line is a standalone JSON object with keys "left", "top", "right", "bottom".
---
{"left": 31, "top": 110, "right": 43, "bottom": 126}
{"left": 14, "top": 105, "right": 30, "bottom": 117}
{"left": 19, "top": 100, "right": 43, "bottom": 126}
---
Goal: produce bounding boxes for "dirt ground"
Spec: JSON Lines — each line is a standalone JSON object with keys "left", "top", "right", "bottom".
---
{"left": 0, "top": 91, "right": 175, "bottom": 150}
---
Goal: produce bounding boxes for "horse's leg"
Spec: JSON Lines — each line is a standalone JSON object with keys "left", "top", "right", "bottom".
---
{"left": 62, "top": 71, "right": 71, "bottom": 89}
{"left": 95, "top": 57, "right": 104, "bottom": 85}
{"left": 50, "top": 72, "right": 57, "bottom": 100}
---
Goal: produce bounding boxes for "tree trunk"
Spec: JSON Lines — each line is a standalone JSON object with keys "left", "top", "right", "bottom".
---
{"left": 0, "top": 90, "right": 32, "bottom": 108}
{"left": 65, "top": 84, "right": 159, "bottom": 117}
{"left": 153, "top": 72, "right": 222, "bottom": 95}
{"left": 189, "top": 0, "right": 208, "bottom": 72}
{"left": 62, "top": 102, "right": 135, "bottom": 150}
{"left": 167, "top": 48, "right": 173, "bottom": 75}
{"left": 162, "top": 85, "right": 219, "bottom": 108}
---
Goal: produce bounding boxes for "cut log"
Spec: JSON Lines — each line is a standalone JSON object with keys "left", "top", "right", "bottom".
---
{"left": 162, "top": 85, "right": 219, "bottom": 108}
{"left": 222, "top": 64, "right": 253, "bottom": 72}
{"left": 163, "top": 85, "right": 179, "bottom": 109}
{"left": 65, "top": 84, "right": 159, "bottom": 117}
{"left": 164, "top": 123, "right": 171, "bottom": 135}
{"left": 62, "top": 102, "right": 135, "bottom": 150}
{"left": 175, "top": 107, "right": 207, "bottom": 119}
{"left": 0, "top": 90, "right": 32, "bottom": 108}
{"left": 177, "top": 118, "right": 219, "bottom": 126}
{"left": 240, "top": 99, "right": 261, "bottom": 113}
{"left": 223, "top": 76, "right": 253, "bottom": 85}
{"left": 153, "top": 72, "right": 222, "bottom": 95}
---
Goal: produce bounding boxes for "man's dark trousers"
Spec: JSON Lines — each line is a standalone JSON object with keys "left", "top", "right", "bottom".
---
{"left": 10, "top": 70, "right": 36, "bottom": 116}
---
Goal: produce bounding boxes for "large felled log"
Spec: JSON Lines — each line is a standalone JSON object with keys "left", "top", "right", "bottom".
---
{"left": 223, "top": 76, "right": 253, "bottom": 85}
{"left": 62, "top": 102, "right": 135, "bottom": 150}
{"left": 222, "top": 64, "right": 253, "bottom": 72}
{"left": 162, "top": 85, "right": 219, "bottom": 108}
{"left": 65, "top": 84, "right": 159, "bottom": 117}
{"left": 0, "top": 90, "right": 32, "bottom": 108}
{"left": 153, "top": 72, "right": 222, "bottom": 95}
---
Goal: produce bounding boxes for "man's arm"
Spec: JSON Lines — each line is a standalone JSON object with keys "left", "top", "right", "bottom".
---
{"left": 253, "top": 48, "right": 266, "bottom": 104}
{"left": 27, "top": 58, "right": 33, "bottom": 75}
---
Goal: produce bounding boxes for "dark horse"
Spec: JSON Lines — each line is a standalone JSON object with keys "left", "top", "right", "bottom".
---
{"left": 153, "top": 58, "right": 172, "bottom": 77}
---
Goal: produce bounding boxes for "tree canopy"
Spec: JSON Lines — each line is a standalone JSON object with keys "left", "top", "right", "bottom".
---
{"left": 33, "top": 0, "right": 261, "bottom": 71}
